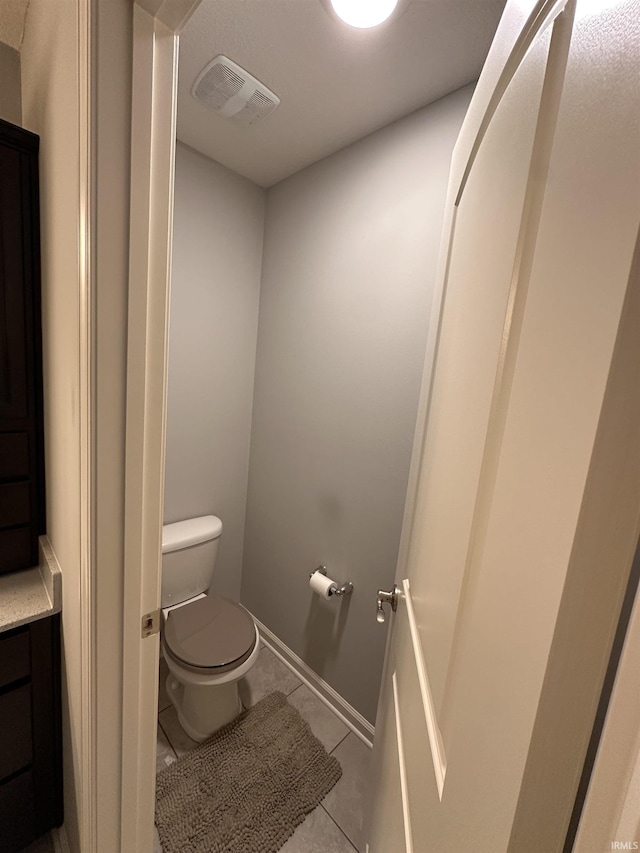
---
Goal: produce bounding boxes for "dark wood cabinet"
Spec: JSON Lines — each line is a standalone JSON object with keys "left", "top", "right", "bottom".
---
{"left": 0, "top": 118, "right": 45, "bottom": 575}
{"left": 0, "top": 616, "right": 62, "bottom": 852}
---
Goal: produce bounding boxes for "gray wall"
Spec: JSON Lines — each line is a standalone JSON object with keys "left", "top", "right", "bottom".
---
{"left": 241, "top": 86, "right": 473, "bottom": 722}
{"left": 164, "top": 142, "right": 265, "bottom": 601}
{"left": 0, "top": 42, "right": 21, "bottom": 124}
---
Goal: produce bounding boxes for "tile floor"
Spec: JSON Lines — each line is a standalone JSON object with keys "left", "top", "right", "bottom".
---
{"left": 156, "top": 646, "right": 373, "bottom": 853}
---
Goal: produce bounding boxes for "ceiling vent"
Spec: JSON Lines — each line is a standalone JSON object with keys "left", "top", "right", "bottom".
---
{"left": 191, "top": 56, "right": 280, "bottom": 126}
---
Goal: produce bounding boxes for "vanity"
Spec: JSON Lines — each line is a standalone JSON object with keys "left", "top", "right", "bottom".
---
{"left": 0, "top": 539, "right": 63, "bottom": 853}
{"left": 0, "top": 119, "right": 62, "bottom": 850}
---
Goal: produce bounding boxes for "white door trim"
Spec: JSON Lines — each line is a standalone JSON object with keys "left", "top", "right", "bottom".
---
{"left": 122, "top": 2, "right": 201, "bottom": 849}
{"left": 78, "top": 0, "right": 96, "bottom": 847}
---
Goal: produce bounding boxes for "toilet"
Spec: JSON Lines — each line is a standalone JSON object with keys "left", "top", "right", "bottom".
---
{"left": 161, "top": 515, "right": 260, "bottom": 741}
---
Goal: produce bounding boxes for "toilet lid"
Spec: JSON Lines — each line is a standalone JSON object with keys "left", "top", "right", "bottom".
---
{"left": 163, "top": 594, "right": 256, "bottom": 672}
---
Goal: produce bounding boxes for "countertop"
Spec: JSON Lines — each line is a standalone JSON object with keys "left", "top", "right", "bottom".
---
{"left": 0, "top": 536, "right": 62, "bottom": 633}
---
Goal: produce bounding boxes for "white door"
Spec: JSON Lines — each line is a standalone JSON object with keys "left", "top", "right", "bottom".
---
{"left": 367, "top": 0, "right": 640, "bottom": 850}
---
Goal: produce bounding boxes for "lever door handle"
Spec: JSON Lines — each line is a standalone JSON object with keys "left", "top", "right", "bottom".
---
{"left": 376, "top": 585, "right": 399, "bottom": 623}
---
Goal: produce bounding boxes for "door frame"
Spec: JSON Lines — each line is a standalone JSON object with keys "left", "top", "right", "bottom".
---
{"left": 570, "top": 534, "right": 640, "bottom": 850}
{"left": 122, "top": 1, "right": 201, "bottom": 848}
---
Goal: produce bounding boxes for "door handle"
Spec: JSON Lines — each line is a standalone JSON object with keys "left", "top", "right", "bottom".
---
{"left": 376, "top": 586, "right": 400, "bottom": 623}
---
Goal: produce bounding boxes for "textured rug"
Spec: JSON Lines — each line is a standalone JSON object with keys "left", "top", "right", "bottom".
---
{"left": 155, "top": 691, "right": 342, "bottom": 853}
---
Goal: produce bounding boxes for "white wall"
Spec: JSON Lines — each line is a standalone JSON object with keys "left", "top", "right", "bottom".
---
{"left": 0, "top": 41, "right": 21, "bottom": 124}
{"left": 164, "top": 142, "right": 265, "bottom": 601}
{"left": 241, "top": 85, "right": 474, "bottom": 722}
{"left": 20, "top": 1, "right": 82, "bottom": 848}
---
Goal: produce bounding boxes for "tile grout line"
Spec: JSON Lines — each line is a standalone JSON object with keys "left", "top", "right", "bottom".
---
{"left": 158, "top": 714, "right": 179, "bottom": 760}
{"left": 320, "top": 803, "right": 359, "bottom": 852}
{"left": 329, "top": 729, "right": 351, "bottom": 754}
{"left": 287, "top": 683, "right": 303, "bottom": 699}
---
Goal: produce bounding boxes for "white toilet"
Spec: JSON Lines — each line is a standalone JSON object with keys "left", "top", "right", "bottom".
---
{"left": 161, "top": 515, "right": 260, "bottom": 741}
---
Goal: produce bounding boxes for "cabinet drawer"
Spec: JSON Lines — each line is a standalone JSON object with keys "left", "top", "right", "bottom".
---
{"left": 0, "top": 526, "right": 33, "bottom": 574}
{"left": 0, "top": 433, "right": 29, "bottom": 479}
{"left": 0, "top": 769, "right": 36, "bottom": 853}
{"left": 0, "top": 628, "right": 30, "bottom": 690}
{"left": 0, "top": 684, "right": 32, "bottom": 780}
{"left": 0, "top": 482, "right": 30, "bottom": 528}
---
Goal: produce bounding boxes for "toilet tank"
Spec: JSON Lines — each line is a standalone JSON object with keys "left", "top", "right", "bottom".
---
{"left": 161, "top": 516, "right": 222, "bottom": 607}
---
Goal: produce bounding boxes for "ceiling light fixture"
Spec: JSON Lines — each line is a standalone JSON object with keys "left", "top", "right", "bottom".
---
{"left": 330, "top": 0, "right": 399, "bottom": 29}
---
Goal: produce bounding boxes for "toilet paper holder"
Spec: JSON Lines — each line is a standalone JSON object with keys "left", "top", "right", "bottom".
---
{"left": 309, "top": 566, "right": 353, "bottom": 597}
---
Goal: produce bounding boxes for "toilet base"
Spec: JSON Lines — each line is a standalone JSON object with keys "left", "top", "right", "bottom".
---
{"left": 166, "top": 674, "right": 243, "bottom": 742}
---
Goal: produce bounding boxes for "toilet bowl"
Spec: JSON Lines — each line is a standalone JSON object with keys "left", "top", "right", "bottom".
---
{"left": 161, "top": 516, "right": 259, "bottom": 741}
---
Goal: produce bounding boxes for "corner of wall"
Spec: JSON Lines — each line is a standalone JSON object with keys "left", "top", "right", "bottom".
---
{"left": 0, "top": 41, "right": 22, "bottom": 125}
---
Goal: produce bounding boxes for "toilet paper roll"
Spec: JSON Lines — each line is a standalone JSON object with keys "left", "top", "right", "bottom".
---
{"left": 309, "top": 571, "right": 335, "bottom": 599}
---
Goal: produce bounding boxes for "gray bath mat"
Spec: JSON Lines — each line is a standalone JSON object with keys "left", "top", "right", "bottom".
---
{"left": 155, "top": 690, "right": 342, "bottom": 853}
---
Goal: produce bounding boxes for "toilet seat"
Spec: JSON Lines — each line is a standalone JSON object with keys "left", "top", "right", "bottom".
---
{"left": 163, "top": 594, "right": 257, "bottom": 675}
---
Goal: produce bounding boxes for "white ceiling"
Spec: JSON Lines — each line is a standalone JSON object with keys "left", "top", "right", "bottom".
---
{"left": 177, "top": 0, "right": 506, "bottom": 188}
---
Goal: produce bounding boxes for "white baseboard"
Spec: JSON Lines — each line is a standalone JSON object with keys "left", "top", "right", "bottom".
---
{"left": 51, "top": 825, "right": 71, "bottom": 853}
{"left": 250, "top": 615, "right": 375, "bottom": 749}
